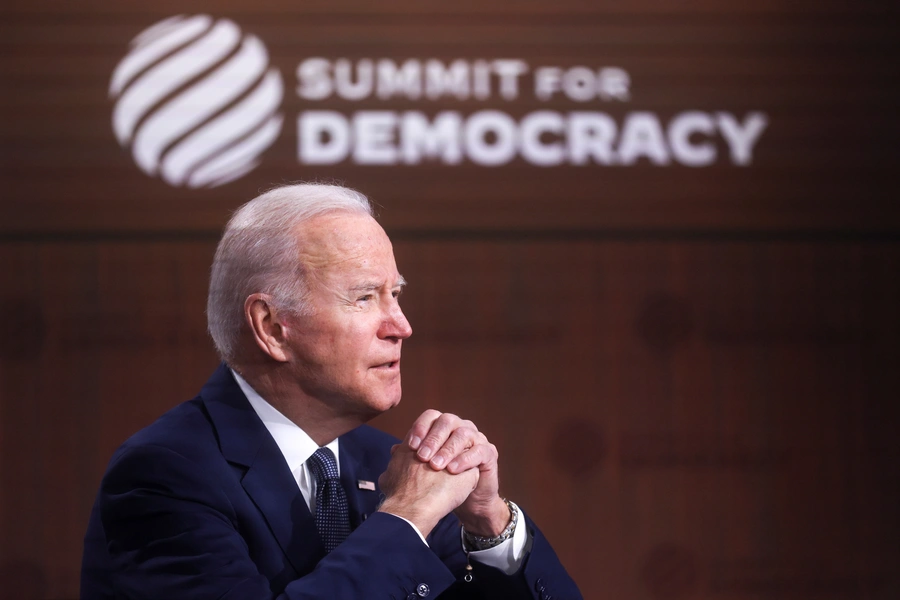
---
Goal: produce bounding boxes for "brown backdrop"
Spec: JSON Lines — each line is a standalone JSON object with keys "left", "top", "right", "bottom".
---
{"left": 1, "top": 1, "right": 898, "bottom": 599}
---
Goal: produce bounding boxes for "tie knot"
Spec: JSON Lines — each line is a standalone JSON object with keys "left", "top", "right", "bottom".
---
{"left": 308, "top": 447, "right": 340, "bottom": 484}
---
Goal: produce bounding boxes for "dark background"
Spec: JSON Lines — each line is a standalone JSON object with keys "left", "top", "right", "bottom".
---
{"left": 1, "top": 1, "right": 898, "bottom": 598}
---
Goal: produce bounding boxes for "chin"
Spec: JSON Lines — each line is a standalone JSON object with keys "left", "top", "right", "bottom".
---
{"left": 374, "top": 390, "right": 403, "bottom": 414}
{"left": 350, "top": 392, "right": 401, "bottom": 422}
{"left": 376, "top": 393, "right": 403, "bottom": 413}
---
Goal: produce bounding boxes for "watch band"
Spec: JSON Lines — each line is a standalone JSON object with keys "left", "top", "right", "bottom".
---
{"left": 462, "top": 498, "right": 519, "bottom": 551}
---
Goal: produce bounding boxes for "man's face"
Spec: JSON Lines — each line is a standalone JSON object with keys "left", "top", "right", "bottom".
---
{"left": 281, "top": 211, "right": 412, "bottom": 419}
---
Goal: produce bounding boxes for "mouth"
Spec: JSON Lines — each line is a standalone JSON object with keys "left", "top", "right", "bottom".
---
{"left": 371, "top": 360, "right": 400, "bottom": 370}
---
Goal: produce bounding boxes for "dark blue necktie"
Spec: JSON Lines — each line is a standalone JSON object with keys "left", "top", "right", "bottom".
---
{"left": 307, "top": 447, "right": 350, "bottom": 552}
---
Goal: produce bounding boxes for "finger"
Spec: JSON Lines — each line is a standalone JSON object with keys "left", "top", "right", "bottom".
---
{"left": 405, "top": 409, "right": 443, "bottom": 451}
{"left": 446, "top": 441, "right": 498, "bottom": 474}
{"left": 417, "top": 413, "right": 472, "bottom": 462}
{"left": 462, "top": 466, "right": 480, "bottom": 491}
{"left": 377, "top": 472, "right": 390, "bottom": 495}
{"left": 428, "top": 426, "right": 480, "bottom": 470}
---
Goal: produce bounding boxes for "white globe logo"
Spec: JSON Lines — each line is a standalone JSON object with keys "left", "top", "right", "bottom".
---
{"left": 109, "top": 15, "right": 284, "bottom": 188}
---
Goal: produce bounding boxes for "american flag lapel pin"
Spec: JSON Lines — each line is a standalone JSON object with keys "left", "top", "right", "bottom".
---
{"left": 357, "top": 479, "right": 376, "bottom": 491}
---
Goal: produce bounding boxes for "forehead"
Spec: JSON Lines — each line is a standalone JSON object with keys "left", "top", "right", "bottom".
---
{"left": 296, "top": 211, "right": 397, "bottom": 277}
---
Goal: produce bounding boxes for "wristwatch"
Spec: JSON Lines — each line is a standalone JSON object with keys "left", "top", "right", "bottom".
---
{"left": 462, "top": 498, "right": 519, "bottom": 551}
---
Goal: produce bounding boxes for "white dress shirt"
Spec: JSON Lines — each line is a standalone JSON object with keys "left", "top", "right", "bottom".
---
{"left": 232, "top": 370, "right": 529, "bottom": 574}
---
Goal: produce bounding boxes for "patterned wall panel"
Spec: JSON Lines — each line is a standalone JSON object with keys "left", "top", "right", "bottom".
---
{"left": 0, "top": 1, "right": 897, "bottom": 598}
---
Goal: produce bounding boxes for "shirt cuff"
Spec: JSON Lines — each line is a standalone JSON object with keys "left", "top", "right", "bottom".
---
{"left": 467, "top": 503, "right": 532, "bottom": 575}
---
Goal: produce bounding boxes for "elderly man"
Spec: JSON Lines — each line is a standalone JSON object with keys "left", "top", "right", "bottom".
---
{"left": 81, "top": 184, "right": 580, "bottom": 599}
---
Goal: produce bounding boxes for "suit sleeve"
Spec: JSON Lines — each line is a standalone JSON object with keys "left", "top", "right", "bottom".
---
{"left": 95, "top": 443, "right": 457, "bottom": 600}
{"left": 426, "top": 510, "right": 584, "bottom": 600}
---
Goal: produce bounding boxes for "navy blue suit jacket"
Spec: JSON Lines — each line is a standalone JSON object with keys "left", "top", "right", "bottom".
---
{"left": 81, "top": 365, "right": 581, "bottom": 599}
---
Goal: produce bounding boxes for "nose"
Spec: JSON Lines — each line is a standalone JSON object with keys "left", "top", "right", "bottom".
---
{"left": 381, "top": 300, "right": 412, "bottom": 341}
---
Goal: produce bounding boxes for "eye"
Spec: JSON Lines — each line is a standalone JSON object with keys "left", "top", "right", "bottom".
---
{"left": 357, "top": 294, "right": 374, "bottom": 303}
{"left": 392, "top": 288, "right": 403, "bottom": 299}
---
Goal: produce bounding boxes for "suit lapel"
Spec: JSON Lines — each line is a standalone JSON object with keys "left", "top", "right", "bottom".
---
{"left": 338, "top": 431, "right": 385, "bottom": 530}
{"left": 239, "top": 446, "right": 325, "bottom": 569}
{"left": 201, "top": 365, "right": 325, "bottom": 574}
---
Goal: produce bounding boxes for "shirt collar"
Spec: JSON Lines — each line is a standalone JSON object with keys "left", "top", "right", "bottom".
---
{"left": 231, "top": 368, "right": 340, "bottom": 478}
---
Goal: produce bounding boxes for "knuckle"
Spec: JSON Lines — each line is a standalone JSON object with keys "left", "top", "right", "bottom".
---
{"left": 422, "top": 432, "right": 443, "bottom": 447}
{"left": 442, "top": 432, "right": 466, "bottom": 454}
{"left": 474, "top": 445, "right": 492, "bottom": 462}
{"left": 456, "top": 426, "right": 477, "bottom": 441}
{"left": 447, "top": 430, "right": 466, "bottom": 445}
{"left": 436, "top": 413, "right": 459, "bottom": 427}
{"left": 416, "top": 408, "right": 441, "bottom": 425}
{"left": 437, "top": 448, "right": 456, "bottom": 462}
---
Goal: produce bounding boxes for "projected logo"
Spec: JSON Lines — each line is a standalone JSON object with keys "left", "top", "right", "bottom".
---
{"left": 109, "top": 15, "right": 283, "bottom": 188}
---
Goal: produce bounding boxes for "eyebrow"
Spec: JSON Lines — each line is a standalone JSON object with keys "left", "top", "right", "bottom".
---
{"left": 348, "top": 275, "right": 407, "bottom": 294}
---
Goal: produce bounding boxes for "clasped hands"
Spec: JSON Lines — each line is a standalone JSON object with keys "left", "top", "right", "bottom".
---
{"left": 378, "top": 409, "right": 510, "bottom": 539}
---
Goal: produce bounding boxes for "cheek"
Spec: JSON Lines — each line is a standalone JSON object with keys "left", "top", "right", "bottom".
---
{"left": 304, "top": 314, "right": 377, "bottom": 370}
{"left": 322, "top": 331, "right": 370, "bottom": 373}
{"left": 338, "top": 322, "right": 375, "bottom": 352}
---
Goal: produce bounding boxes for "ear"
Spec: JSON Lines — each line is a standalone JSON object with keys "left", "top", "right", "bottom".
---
{"left": 245, "top": 293, "right": 290, "bottom": 363}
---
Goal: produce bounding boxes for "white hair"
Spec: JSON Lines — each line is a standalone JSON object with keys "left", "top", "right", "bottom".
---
{"left": 207, "top": 183, "right": 373, "bottom": 364}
